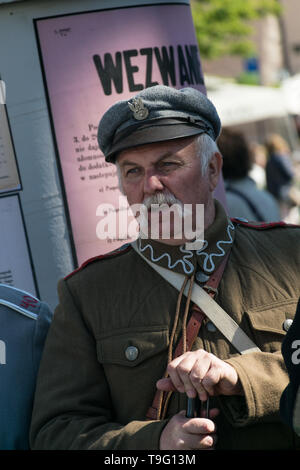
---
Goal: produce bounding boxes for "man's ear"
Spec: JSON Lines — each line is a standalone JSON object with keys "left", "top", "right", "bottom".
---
{"left": 208, "top": 152, "right": 223, "bottom": 192}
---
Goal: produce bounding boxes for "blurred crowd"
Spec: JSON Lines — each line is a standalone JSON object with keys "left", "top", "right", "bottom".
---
{"left": 218, "top": 128, "right": 300, "bottom": 225}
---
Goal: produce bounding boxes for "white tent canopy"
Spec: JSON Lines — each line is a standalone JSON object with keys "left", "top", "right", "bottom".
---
{"left": 205, "top": 75, "right": 290, "bottom": 126}
{"left": 281, "top": 73, "right": 300, "bottom": 115}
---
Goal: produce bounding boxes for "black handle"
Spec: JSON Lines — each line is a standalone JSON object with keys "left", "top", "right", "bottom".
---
{"left": 186, "top": 396, "right": 209, "bottom": 418}
{"left": 186, "top": 397, "right": 197, "bottom": 418}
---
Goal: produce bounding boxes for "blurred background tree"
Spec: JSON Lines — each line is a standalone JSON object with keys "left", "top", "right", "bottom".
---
{"left": 191, "top": 0, "right": 282, "bottom": 60}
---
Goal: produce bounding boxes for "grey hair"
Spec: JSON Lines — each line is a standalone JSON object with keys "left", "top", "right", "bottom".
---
{"left": 195, "top": 133, "right": 220, "bottom": 175}
{"left": 115, "top": 133, "right": 220, "bottom": 193}
{"left": 116, "top": 163, "right": 124, "bottom": 194}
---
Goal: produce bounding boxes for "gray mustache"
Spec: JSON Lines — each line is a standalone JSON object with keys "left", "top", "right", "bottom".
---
{"left": 142, "top": 191, "right": 183, "bottom": 209}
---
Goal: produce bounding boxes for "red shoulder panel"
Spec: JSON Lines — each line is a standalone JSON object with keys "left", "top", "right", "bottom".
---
{"left": 231, "top": 218, "right": 299, "bottom": 229}
{"left": 64, "top": 243, "right": 132, "bottom": 280}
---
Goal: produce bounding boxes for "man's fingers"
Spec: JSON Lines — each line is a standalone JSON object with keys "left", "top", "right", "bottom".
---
{"left": 201, "top": 366, "right": 221, "bottom": 397}
{"left": 157, "top": 355, "right": 187, "bottom": 392}
{"left": 182, "top": 417, "right": 217, "bottom": 450}
{"left": 178, "top": 364, "right": 197, "bottom": 398}
{"left": 165, "top": 356, "right": 187, "bottom": 394}
{"left": 179, "top": 414, "right": 217, "bottom": 449}
{"left": 189, "top": 358, "right": 210, "bottom": 400}
{"left": 160, "top": 411, "right": 218, "bottom": 450}
{"left": 170, "top": 351, "right": 220, "bottom": 399}
{"left": 156, "top": 377, "right": 176, "bottom": 391}
{"left": 185, "top": 432, "right": 217, "bottom": 450}
{"left": 157, "top": 350, "right": 240, "bottom": 399}
{"left": 167, "top": 353, "right": 210, "bottom": 398}
{"left": 183, "top": 417, "right": 216, "bottom": 435}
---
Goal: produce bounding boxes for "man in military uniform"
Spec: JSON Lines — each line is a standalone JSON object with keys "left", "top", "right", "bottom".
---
{"left": 30, "top": 86, "right": 300, "bottom": 450}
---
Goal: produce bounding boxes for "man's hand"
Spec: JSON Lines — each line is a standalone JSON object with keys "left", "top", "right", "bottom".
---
{"left": 157, "top": 349, "right": 243, "bottom": 401}
{"left": 160, "top": 410, "right": 218, "bottom": 450}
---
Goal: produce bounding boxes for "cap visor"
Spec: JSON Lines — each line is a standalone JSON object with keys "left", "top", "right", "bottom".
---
{"left": 106, "top": 122, "right": 206, "bottom": 162}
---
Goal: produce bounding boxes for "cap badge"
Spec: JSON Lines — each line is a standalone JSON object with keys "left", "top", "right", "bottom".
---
{"left": 128, "top": 97, "right": 149, "bottom": 121}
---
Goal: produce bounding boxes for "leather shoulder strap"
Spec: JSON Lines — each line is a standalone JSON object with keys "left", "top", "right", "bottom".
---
{"left": 132, "top": 241, "right": 260, "bottom": 355}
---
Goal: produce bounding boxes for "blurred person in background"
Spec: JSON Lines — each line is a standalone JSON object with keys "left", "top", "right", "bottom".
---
{"left": 265, "top": 133, "right": 300, "bottom": 224}
{"left": 294, "top": 115, "right": 300, "bottom": 139}
{"left": 218, "top": 128, "right": 280, "bottom": 222}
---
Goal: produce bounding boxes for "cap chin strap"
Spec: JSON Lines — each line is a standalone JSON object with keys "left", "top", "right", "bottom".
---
{"left": 132, "top": 240, "right": 260, "bottom": 355}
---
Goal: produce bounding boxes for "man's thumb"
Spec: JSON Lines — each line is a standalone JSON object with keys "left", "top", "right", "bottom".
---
{"left": 156, "top": 377, "right": 176, "bottom": 391}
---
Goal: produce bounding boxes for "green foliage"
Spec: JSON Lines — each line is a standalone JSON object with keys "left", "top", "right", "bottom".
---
{"left": 236, "top": 71, "right": 260, "bottom": 85}
{"left": 191, "top": 0, "right": 282, "bottom": 59}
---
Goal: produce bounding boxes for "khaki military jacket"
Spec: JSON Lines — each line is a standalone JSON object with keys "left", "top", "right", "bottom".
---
{"left": 30, "top": 201, "right": 300, "bottom": 450}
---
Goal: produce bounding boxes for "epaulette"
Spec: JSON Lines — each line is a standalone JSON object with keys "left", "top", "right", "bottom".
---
{"left": 231, "top": 217, "right": 300, "bottom": 229}
{"left": 64, "top": 243, "right": 132, "bottom": 280}
{"left": 0, "top": 284, "right": 45, "bottom": 320}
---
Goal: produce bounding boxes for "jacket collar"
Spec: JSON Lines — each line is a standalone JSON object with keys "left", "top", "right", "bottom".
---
{"left": 137, "top": 200, "right": 235, "bottom": 278}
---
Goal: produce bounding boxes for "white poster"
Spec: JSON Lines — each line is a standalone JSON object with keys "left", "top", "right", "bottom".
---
{"left": 0, "top": 194, "right": 37, "bottom": 296}
{"left": 0, "top": 104, "right": 21, "bottom": 194}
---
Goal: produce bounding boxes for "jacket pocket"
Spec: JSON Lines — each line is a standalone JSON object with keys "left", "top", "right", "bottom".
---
{"left": 246, "top": 300, "right": 297, "bottom": 353}
{"left": 96, "top": 325, "right": 169, "bottom": 422}
{"left": 96, "top": 325, "right": 169, "bottom": 367}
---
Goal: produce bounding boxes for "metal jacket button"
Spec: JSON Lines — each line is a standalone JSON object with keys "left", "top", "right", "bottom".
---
{"left": 125, "top": 346, "right": 139, "bottom": 361}
{"left": 283, "top": 319, "right": 293, "bottom": 332}
{"left": 196, "top": 271, "right": 210, "bottom": 283}
{"left": 206, "top": 321, "right": 217, "bottom": 332}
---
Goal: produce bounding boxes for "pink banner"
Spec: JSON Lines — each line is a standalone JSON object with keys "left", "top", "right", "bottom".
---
{"left": 36, "top": 4, "right": 225, "bottom": 266}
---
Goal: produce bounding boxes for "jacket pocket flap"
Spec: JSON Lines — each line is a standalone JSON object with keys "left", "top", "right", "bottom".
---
{"left": 96, "top": 325, "right": 169, "bottom": 367}
{"left": 246, "top": 301, "right": 297, "bottom": 335}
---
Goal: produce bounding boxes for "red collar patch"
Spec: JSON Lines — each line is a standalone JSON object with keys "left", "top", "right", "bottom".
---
{"left": 64, "top": 243, "right": 132, "bottom": 280}
{"left": 231, "top": 218, "right": 299, "bottom": 229}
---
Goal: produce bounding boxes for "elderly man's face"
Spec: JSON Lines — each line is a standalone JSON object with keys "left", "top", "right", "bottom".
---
{"left": 117, "top": 135, "right": 222, "bottom": 243}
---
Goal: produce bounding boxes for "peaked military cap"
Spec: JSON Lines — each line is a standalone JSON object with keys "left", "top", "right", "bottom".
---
{"left": 98, "top": 85, "right": 221, "bottom": 163}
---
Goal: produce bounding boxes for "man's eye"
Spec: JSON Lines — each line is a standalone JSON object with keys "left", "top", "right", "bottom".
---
{"left": 160, "top": 161, "right": 178, "bottom": 169}
{"left": 126, "top": 167, "right": 139, "bottom": 176}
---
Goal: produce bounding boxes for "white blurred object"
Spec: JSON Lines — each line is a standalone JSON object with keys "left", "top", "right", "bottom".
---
{"left": 280, "top": 204, "right": 300, "bottom": 224}
{"left": 282, "top": 74, "right": 300, "bottom": 115}
{"left": 206, "top": 76, "right": 289, "bottom": 125}
{"left": 249, "top": 164, "right": 266, "bottom": 189}
{"left": 0, "top": 79, "right": 5, "bottom": 104}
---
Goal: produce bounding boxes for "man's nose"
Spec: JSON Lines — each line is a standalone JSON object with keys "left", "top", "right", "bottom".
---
{"left": 143, "top": 172, "right": 164, "bottom": 194}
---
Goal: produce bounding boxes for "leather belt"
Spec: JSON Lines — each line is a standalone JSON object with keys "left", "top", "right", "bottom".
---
{"left": 145, "top": 253, "right": 230, "bottom": 421}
